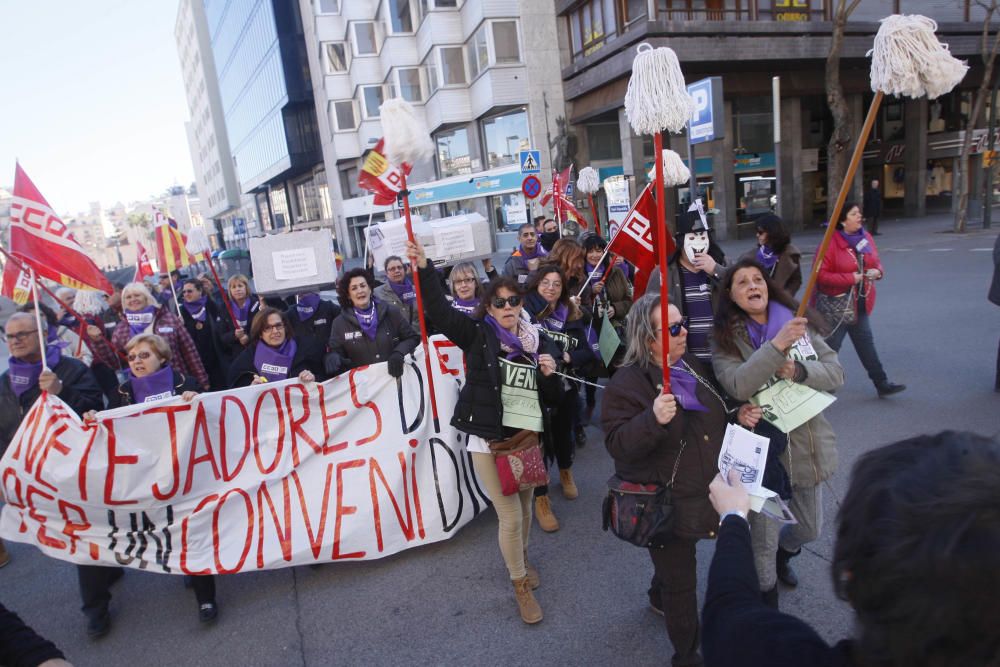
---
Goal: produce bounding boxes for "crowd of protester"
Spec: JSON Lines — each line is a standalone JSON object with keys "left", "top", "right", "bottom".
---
{"left": 3, "top": 209, "right": 994, "bottom": 667}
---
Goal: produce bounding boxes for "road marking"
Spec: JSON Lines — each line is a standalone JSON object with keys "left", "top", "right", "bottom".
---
{"left": 883, "top": 248, "right": 913, "bottom": 251}
{"left": 971, "top": 247, "right": 993, "bottom": 251}
{"left": 928, "top": 248, "right": 954, "bottom": 252}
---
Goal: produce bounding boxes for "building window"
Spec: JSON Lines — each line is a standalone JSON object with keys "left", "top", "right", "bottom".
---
{"left": 340, "top": 166, "right": 362, "bottom": 199}
{"left": 426, "top": 57, "right": 439, "bottom": 94}
{"left": 270, "top": 186, "right": 290, "bottom": 229}
{"left": 330, "top": 100, "right": 357, "bottom": 131}
{"left": 362, "top": 85, "right": 385, "bottom": 118}
{"left": 568, "top": 0, "right": 614, "bottom": 60}
{"left": 322, "top": 42, "right": 348, "bottom": 73}
{"left": 441, "top": 46, "right": 465, "bottom": 85}
{"left": 317, "top": 0, "right": 340, "bottom": 13}
{"left": 624, "top": 0, "right": 648, "bottom": 24}
{"left": 587, "top": 122, "right": 623, "bottom": 160}
{"left": 466, "top": 25, "right": 488, "bottom": 80}
{"left": 388, "top": 0, "right": 414, "bottom": 33}
{"left": 435, "top": 127, "right": 473, "bottom": 178}
{"left": 481, "top": 108, "right": 529, "bottom": 170}
{"left": 492, "top": 21, "right": 520, "bottom": 64}
{"left": 397, "top": 68, "right": 423, "bottom": 102}
{"left": 295, "top": 177, "right": 322, "bottom": 223}
{"left": 353, "top": 22, "right": 378, "bottom": 55}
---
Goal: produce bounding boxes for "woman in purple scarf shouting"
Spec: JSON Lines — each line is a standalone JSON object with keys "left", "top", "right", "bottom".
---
{"left": 227, "top": 308, "right": 323, "bottom": 387}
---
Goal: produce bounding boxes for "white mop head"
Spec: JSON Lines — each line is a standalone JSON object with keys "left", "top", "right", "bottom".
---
{"left": 73, "top": 290, "right": 106, "bottom": 316}
{"left": 186, "top": 226, "right": 212, "bottom": 256}
{"left": 624, "top": 43, "right": 694, "bottom": 135}
{"left": 577, "top": 166, "right": 600, "bottom": 194}
{"left": 380, "top": 98, "right": 434, "bottom": 167}
{"left": 868, "top": 15, "right": 968, "bottom": 99}
{"left": 647, "top": 149, "right": 691, "bottom": 187}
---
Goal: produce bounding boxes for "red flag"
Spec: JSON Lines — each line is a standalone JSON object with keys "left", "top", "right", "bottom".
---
{"left": 154, "top": 224, "right": 198, "bottom": 273}
{"left": 358, "top": 139, "right": 410, "bottom": 206}
{"left": 8, "top": 163, "right": 113, "bottom": 294}
{"left": 1, "top": 256, "right": 32, "bottom": 305}
{"left": 134, "top": 242, "right": 154, "bottom": 282}
{"left": 539, "top": 165, "right": 573, "bottom": 207}
{"left": 605, "top": 184, "right": 675, "bottom": 298}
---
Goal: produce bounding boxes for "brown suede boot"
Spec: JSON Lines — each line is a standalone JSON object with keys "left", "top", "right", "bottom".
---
{"left": 0, "top": 539, "right": 9, "bottom": 568}
{"left": 524, "top": 555, "right": 539, "bottom": 589}
{"left": 512, "top": 576, "right": 543, "bottom": 624}
{"left": 534, "top": 495, "right": 559, "bottom": 532}
{"left": 559, "top": 468, "right": 578, "bottom": 499}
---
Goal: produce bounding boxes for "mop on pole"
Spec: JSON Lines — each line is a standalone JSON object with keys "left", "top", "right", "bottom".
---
{"left": 577, "top": 167, "right": 603, "bottom": 237}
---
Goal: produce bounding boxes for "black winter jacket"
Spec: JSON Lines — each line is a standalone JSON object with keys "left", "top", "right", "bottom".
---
{"left": 111, "top": 369, "right": 201, "bottom": 408}
{"left": 227, "top": 337, "right": 327, "bottom": 387}
{"left": 325, "top": 301, "right": 419, "bottom": 375}
{"left": 179, "top": 299, "right": 231, "bottom": 389}
{"left": 522, "top": 291, "right": 597, "bottom": 372}
{"left": 285, "top": 299, "right": 341, "bottom": 353}
{"left": 0, "top": 603, "right": 66, "bottom": 667}
{"left": 417, "top": 264, "right": 561, "bottom": 441}
{"left": 218, "top": 295, "right": 261, "bottom": 359}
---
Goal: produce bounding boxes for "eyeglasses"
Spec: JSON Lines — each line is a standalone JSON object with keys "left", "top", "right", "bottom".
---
{"left": 667, "top": 318, "right": 688, "bottom": 337}
{"left": 182, "top": 289, "right": 198, "bottom": 295}
{"left": 453, "top": 277, "right": 476, "bottom": 285}
{"left": 263, "top": 323, "right": 285, "bottom": 332}
{"left": 2, "top": 330, "right": 38, "bottom": 343}
{"left": 127, "top": 351, "right": 155, "bottom": 362}
{"left": 491, "top": 295, "right": 522, "bottom": 309}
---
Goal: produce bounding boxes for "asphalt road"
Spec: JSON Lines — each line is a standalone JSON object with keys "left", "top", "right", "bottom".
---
{"left": 1, "top": 213, "right": 998, "bottom": 666}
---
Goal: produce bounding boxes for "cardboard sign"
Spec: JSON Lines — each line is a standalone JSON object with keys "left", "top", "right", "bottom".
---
{"left": 367, "top": 213, "right": 493, "bottom": 270}
{"left": 249, "top": 230, "right": 338, "bottom": 296}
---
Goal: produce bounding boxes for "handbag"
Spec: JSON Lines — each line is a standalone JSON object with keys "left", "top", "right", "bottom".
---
{"left": 814, "top": 288, "right": 856, "bottom": 327}
{"left": 489, "top": 430, "right": 547, "bottom": 496}
{"left": 602, "top": 440, "right": 686, "bottom": 548}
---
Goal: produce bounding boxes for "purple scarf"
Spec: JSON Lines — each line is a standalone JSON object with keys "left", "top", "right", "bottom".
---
{"left": 125, "top": 306, "right": 157, "bottom": 337}
{"left": 388, "top": 278, "right": 416, "bottom": 306}
{"left": 46, "top": 324, "right": 69, "bottom": 351}
{"left": 516, "top": 242, "right": 547, "bottom": 270}
{"left": 232, "top": 298, "right": 252, "bottom": 328}
{"left": 670, "top": 366, "right": 708, "bottom": 412}
{"left": 756, "top": 245, "right": 779, "bottom": 271}
{"left": 182, "top": 296, "right": 208, "bottom": 322}
{"left": 542, "top": 302, "right": 568, "bottom": 333}
{"left": 451, "top": 297, "right": 479, "bottom": 315}
{"left": 254, "top": 338, "right": 298, "bottom": 382}
{"left": 8, "top": 346, "right": 62, "bottom": 397}
{"left": 746, "top": 301, "right": 796, "bottom": 350}
{"left": 839, "top": 229, "right": 873, "bottom": 255}
{"left": 585, "top": 262, "right": 605, "bottom": 284}
{"left": 484, "top": 314, "right": 538, "bottom": 362}
{"left": 296, "top": 293, "right": 321, "bottom": 320}
{"left": 128, "top": 365, "right": 176, "bottom": 403}
{"left": 354, "top": 303, "right": 379, "bottom": 340}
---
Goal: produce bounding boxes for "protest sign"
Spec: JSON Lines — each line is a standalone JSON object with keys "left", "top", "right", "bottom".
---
{"left": 249, "top": 230, "right": 338, "bottom": 296}
{"left": 603, "top": 175, "right": 631, "bottom": 238}
{"left": 0, "top": 338, "right": 491, "bottom": 573}
{"left": 367, "top": 213, "right": 492, "bottom": 270}
{"left": 751, "top": 332, "right": 836, "bottom": 433}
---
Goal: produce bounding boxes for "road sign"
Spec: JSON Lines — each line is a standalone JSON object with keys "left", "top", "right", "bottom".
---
{"left": 519, "top": 150, "right": 541, "bottom": 174}
{"left": 688, "top": 77, "right": 725, "bottom": 145}
{"left": 522, "top": 175, "right": 542, "bottom": 199}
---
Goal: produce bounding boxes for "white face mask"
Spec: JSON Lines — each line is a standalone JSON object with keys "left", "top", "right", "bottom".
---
{"left": 683, "top": 231, "right": 710, "bottom": 263}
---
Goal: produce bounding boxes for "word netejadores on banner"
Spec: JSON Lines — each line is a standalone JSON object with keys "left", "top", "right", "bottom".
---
{"left": 0, "top": 338, "right": 489, "bottom": 574}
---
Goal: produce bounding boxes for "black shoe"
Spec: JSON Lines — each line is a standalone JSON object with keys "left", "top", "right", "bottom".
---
{"left": 199, "top": 602, "right": 218, "bottom": 624}
{"left": 876, "top": 381, "right": 906, "bottom": 397}
{"left": 761, "top": 585, "right": 779, "bottom": 609}
{"left": 776, "top": 547, "right": 800, "bottom": 587}
{"left": 87, "top": 610, "right": 111, "bottom": 638}
{"left": 574, "top": 425, "right": 587, "bottom": 449}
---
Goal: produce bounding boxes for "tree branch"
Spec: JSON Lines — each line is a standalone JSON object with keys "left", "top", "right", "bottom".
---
{"left": 845, "top": 0, "right": 862, "bottom": 17}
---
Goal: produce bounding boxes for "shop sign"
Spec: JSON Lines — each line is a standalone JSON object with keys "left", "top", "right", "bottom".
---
{"left": 773, "top": 0, "right": 810, "bottom": 21}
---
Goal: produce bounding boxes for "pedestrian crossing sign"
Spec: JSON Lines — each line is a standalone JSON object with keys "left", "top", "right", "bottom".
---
{"left": 519, "top": 150, "right": 541, "bottom": 174}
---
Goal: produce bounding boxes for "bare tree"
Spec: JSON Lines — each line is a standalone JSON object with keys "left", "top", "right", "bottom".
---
{"left": 954, "top": 0, "right": 1000, "bottom": 232}
{"left": 825, "top": 0, "right": 863, "bottom": 220}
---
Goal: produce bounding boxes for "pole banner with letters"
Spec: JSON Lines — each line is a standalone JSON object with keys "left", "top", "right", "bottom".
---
{"left": 0, "top": 338, "right": 489, "bottom": 573}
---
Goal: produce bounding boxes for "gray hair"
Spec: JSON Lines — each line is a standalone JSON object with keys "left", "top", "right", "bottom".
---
{"left": 448, "top": 262, "right": 483, "bottom": 298}
{"left": 622, "top": 294, "right": 661, "bottom": 368}
{"left": 122, "top": 282, "right": 159, "bottom": 309}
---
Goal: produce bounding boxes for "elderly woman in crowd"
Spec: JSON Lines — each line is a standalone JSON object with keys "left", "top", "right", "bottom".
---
{"left": 228, "top": 307, "right": 323, "bottom": 387}
{"left": 179, "top": 279, "right": 230, "bottom": 389}
{"left": 219, "top": 274, "right": 260, "bottom": 359}
{"left": 407, "top": 238, "right": 561, "bottom": 625}
{"left": 83, "top": 333, "right": 219, "bottom": 628}
{"left": 446, "top": 260, "right": 497, "bottom": 316}
{"left": 712, "top": 257, "right": 843, "bottom": 607}
{"left": 374, "top": 255, "right": 420, "bottom": 329}
{"left": 325, "top": 268, "right": 419, "bottom": 379}
{"left": 522, "top": 263, "right": 596, "bottom": 532}
{"left": 95, "top": 282, "right": 209, "bottom": 390}
{"left": 741, "top": 213, "right": 802, "bottom": 297}
{"left": 602, "top": 294, "right": 729, "bottom": 667}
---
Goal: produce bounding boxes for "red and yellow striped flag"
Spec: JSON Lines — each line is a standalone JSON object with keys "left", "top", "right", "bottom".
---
{"left": 154, "top": 223, "right": 202, "bottom": 273}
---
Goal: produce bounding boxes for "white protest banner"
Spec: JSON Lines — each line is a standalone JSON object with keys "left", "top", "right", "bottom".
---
{"left": 603, "top": 175, "right": 631, "bottom": 237}
{"left": 0, "top": 338, "right": 491, "bottom": 573}
{"left": 368, "top": 213, "right": 492, "bottom": 269}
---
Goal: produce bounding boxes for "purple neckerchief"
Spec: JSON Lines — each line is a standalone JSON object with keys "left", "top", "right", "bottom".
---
{"left": 254, "top": 338, "right": 298, "bottom": 382}
{"left": 839, "top": 229, "right": 872, "bottom": 254}
{"left": 746, "top": 301, "right": 795, "bottom": 350}
{"left": 542, "top": 302, "right": 568, "bottom": 333}
{"left": 232, "top": 298, "right": 252, "bottom": 328}
{"left": 388, "top": 278, "right": 416, "bottom": 306}
{"left": 296, "top": 293, "right": 321, "bottom": 320}
{"left": 485, "top": 314, "right": 533, "bottom": 361}
{"left": 125, "top": 306, "right": 157, "bottom": 337}
{"left": 128, "top": 365, "right": 176, "bottom": 403}
{"left": 515, "top": 243, "right": 547, "bottom": 270}
{"left": 58, "top": 314, "right": 77, "bottom": 329}
{"left": 183, "top": 296, "right": 208, "bottom": 322}
{"left": 756, "top": 245, "right": 779, "bottom": 271}
{"left": 354, "top": 303, "right": 379, "bottom": 340}
{"left": 451, "top": 297, "right": 479, "bottom": 316}
{"left": 8, "top": 346, "right": 62, "bottom": 397}
{"left": 47, "top": 324, "right": 69, "bottom": 350}
{"left": 585, "top": 262, "right": 605, "bottom": 284}
{"left": 669, "top": 366, "right": 708, "bottom": 413}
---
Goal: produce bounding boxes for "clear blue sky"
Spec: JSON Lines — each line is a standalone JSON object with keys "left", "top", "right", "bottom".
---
{"left": 0, "top": 0, "right": 194, "bottom": 214}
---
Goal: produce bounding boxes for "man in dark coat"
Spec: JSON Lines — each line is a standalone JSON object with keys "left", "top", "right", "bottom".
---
{"left": 863, "top": 178, "right": 882, "bottom": 235}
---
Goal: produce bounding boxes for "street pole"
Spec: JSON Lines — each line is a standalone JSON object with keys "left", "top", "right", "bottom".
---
{"left": 985, "top": 74, "right": 998, "bottom": 229}
{"left": 773, "top": 76, "right": 782, "bottom": 218}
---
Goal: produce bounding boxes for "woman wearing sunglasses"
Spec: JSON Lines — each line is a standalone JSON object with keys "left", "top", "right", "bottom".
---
{"left": 601, "top": 294, "right": 730, "bottom": 667}
{"left": 522, "top": 263, "right": 597, "bottom": 532}
{"left": 83, "top": 333, "right": 219, "bottom": 627}
{"left": 179, "top": 279, "right": 230, "bottom": 390}
{"left": 406, "top": 239, "right": 561, "bottom": 625}
{"left": 712, "top": 258, "right": 843, "bottom": 608}
{"left": 227, "top": 307, "right": 323, "bottom": 387}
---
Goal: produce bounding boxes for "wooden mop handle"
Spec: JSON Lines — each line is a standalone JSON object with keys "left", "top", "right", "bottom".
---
{"left": 587, "top": 192, "right": 601, "bottom": 236}
{"left": 797, "top": 91, "right": 884, "bottom": 317}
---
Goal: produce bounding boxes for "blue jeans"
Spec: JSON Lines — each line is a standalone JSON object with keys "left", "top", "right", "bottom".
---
{"left": 824, "top": 298, "right": 888, "bottom": 386}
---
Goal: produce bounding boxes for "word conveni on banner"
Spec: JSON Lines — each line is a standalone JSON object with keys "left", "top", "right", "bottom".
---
{"left": 0, "top": 338, "right": 491, "bottom": 575}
